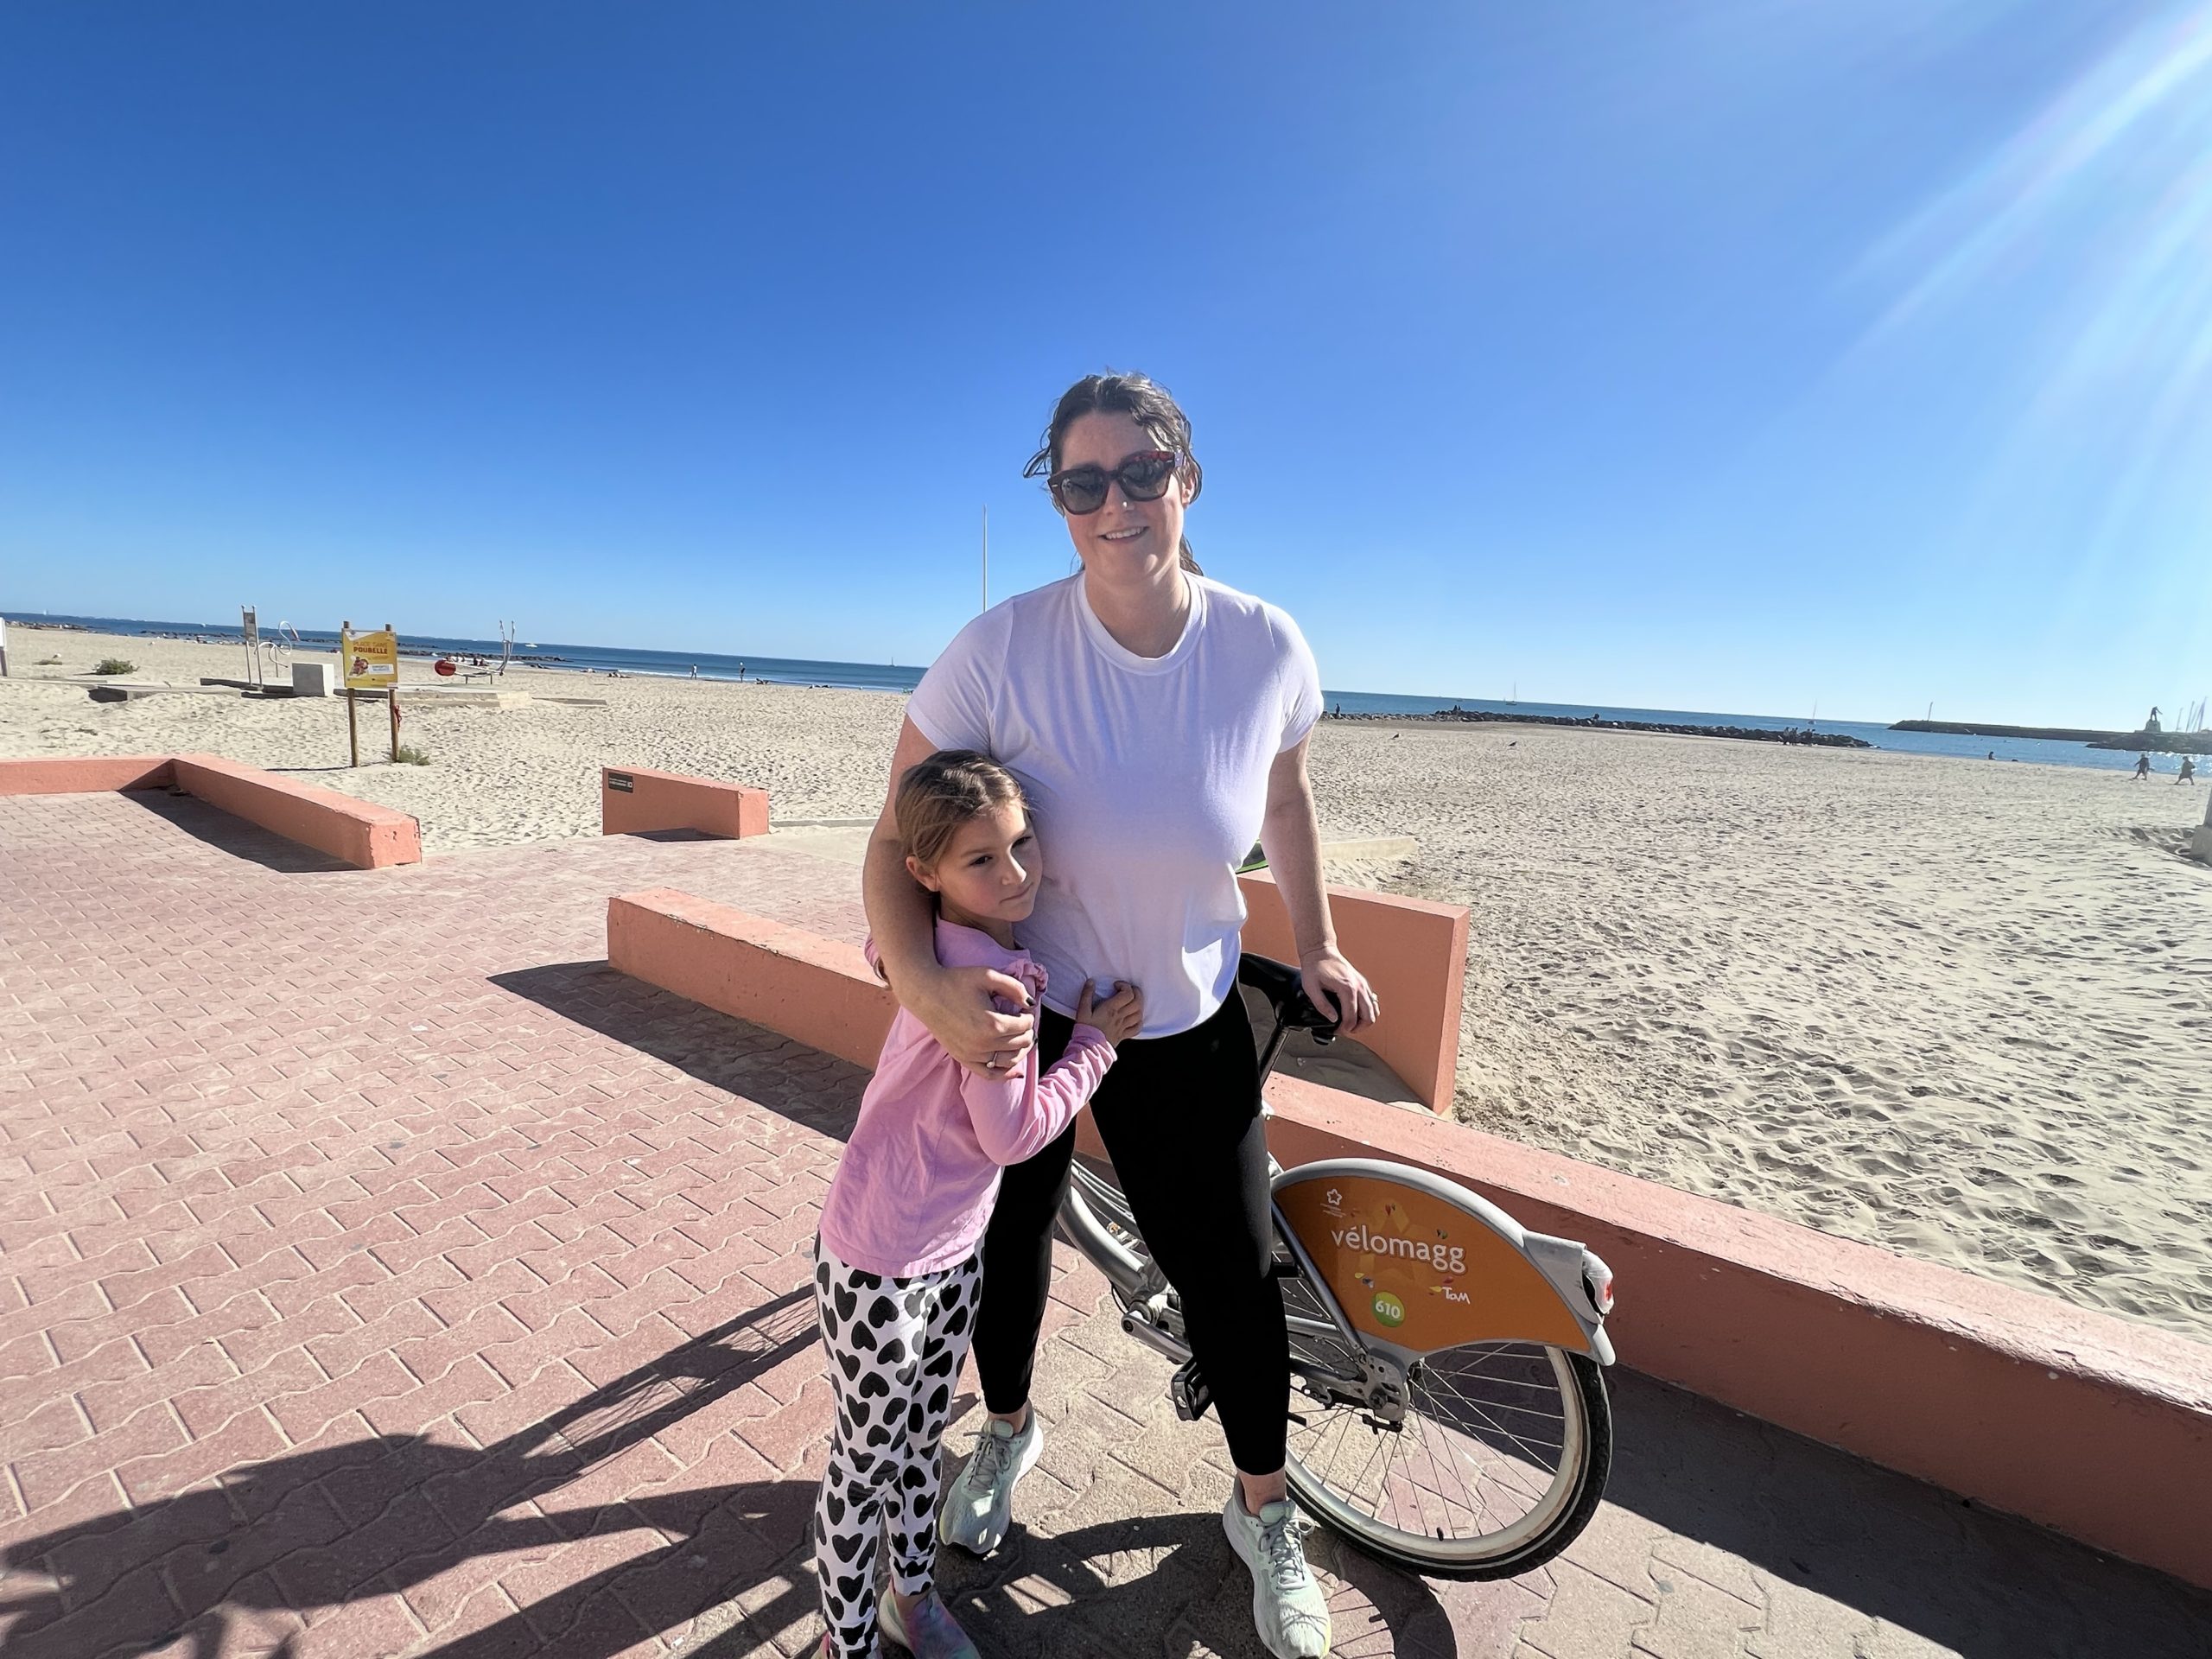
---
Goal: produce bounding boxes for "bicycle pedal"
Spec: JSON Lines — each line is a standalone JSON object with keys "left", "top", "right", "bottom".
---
{"left": 1169, "top": 1357, "right": 1214, "bottom": 1423}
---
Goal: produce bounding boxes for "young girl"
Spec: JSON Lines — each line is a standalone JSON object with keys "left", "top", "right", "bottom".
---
{"left": 812, "top": 750, "right": 1142, "bottom": 1659}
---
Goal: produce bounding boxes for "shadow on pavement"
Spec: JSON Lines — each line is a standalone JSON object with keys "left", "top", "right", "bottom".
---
{"left": 0, "top": 1293, "right": 823, "bottom": 1658}
{"left": 491, "top": 959, "right": 868, "bottom": 1145}
{"left": 1601, "top": 1369, "right": 2212, "bottom": 1658}
{"left": 123, "top": 789, "right": 359, "bottom": 874}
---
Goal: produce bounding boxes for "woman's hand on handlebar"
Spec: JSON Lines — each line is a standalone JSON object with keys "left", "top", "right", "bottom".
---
{"left": 903, "top": 960, "right": 1037, "bottom": 1076}
{"left": 1300, "top": 946, "right": 1379, "bottom": 1037}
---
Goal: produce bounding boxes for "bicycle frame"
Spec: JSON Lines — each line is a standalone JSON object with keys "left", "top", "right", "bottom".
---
{"left": 1062, "top": 1147, "right": 1613, "bottom": 1418}
{"left": 1057, "top": 972, "right": 1616, "bottom": 1423}
{"left": 1059, "top": 1157, "right": 1381, "bottom": 1414}
{"left": 1052, "top": 955, "right": 1619, "bottom": 1575}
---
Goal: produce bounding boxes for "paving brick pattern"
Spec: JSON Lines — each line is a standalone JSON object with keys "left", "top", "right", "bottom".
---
{"left": 3, "top": 789, "right": 2208, "bottom": 1658}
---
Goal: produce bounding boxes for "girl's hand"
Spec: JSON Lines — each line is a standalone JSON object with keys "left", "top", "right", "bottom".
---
{"left": 905, "top": 960, "right": 1037, "bottom": 1076}
{"left": 1300, "top": 948, "right": 1378, "bottom": 1037}
{"left": 1075, "top": 980, "right": 1144, "bottom": 1046}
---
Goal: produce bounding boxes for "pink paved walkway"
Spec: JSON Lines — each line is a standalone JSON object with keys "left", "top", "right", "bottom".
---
{"left": 2, "top": 789, "right": 2207, "bottom": 1658}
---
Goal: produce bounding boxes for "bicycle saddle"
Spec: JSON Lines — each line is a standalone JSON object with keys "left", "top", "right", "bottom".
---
{"left": 1237, "top": 952, "right": 1343, "bottom": 1043}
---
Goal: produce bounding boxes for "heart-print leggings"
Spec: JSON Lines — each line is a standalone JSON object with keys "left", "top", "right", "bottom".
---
{"left": 812, "top": 1238, "right": 982, "bottom": 1659}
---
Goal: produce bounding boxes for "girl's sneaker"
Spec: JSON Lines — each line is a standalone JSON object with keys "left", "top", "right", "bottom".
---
{"left": 878, "top": 1589, "right": 982, "bottom": 1659}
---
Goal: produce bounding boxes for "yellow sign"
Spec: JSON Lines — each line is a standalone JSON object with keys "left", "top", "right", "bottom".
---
{"left": 343, "top": 629, "right": 398, "bottom": 690}
{"left": 1274, "top": 1170, "right": 1592, "bottom": 1355}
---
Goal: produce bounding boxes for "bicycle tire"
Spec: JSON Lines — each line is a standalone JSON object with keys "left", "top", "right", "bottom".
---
{"left": 1284, "top": 1341, "right": 1611, "bottom": 1580}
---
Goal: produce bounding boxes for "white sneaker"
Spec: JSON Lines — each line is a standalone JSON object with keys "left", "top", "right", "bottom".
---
{"left": 938, "top": 1414, "right": 1043, "bottom": 1556}
{"left": 1222, "top": 1493, "right": 1332, "bottom": 1658}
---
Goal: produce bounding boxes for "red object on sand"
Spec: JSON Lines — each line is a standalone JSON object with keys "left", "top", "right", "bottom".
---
{"left": 434, "top": 658, "right": 456, "bottom": 677}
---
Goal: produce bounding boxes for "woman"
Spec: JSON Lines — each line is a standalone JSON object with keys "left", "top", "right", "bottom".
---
{"left": 862, "top": 372, "right": 1376, "bottom": 1659}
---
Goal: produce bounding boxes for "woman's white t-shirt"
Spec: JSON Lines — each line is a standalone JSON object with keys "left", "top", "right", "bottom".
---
{"left": 906, "top": 573, "right": 1323, "bottom": 1038}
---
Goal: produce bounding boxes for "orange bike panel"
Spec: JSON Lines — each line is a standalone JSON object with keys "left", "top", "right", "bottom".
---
{"left": 1275, "top": 1173, "right": 1591, "bottom": 1355}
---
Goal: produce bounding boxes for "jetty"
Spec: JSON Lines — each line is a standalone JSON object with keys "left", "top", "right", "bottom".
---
{"left": 1341, "top": 707, "right": 1872, "bottom": 748}
{"left": 1892, "top": 720, "right": 2212, "bottom": 756}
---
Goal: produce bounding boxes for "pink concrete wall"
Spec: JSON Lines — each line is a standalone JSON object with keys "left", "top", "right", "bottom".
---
{"left": 1236, "top": 869, "right": 1469, "bottom": 1112}
{"left": 610, "top": 888, "right": 893, "bottom": 1066}
{"left": 602, "top": 766, "right": 770, "bottom": 839}
{"left": 1261, "top": 1073, "right": 2212, "bottom": 1592}
{"left": 0, "top": 756, "right": 175, "bottom": 794}
{"left": 170, "top": 755, "right": 422, "bottom": 869}
{"left": 606, "top": 889, "right": 2212, "bottom": 1592}
{"left": 0, "top": 753, "right": 418, "bottom": 870}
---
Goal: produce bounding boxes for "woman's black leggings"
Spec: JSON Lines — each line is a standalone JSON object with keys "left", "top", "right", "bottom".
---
{"left": 970, "top": 991, "right": 1287, "bottom": 1476}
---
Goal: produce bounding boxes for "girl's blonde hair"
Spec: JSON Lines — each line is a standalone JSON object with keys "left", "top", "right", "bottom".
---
{"left": 896, "top": 750, "right": 1027, "bottom": 873}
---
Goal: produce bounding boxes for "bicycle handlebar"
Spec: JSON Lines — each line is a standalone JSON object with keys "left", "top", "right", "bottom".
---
{"left": 1237, "top": 952, "right": 1343, "bottom": 1045}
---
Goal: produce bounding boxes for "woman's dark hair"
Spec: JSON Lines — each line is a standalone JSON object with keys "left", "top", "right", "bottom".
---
{"left": 1024, "top": 372, "right": 1204, "bottom": 574}
{"left": 895, "top": 749, "right": 1028, "bottom": 874}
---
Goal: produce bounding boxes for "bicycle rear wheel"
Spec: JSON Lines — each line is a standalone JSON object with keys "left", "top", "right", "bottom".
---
{"left": 1283, "top": 1335, "right": 1611, "bottom": 1580}
{"left": 1063, "top": 1154, "right": 1612, "bottom": 1579}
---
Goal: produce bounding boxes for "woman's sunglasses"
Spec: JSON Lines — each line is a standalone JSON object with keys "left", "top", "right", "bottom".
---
{"left": 1033, "top": 449, "right": 1185, "bottom": 516}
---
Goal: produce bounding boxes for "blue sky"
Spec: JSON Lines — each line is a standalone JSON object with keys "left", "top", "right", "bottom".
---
{"left": 3, "top": 2, "right": 2207, "bottom": 726}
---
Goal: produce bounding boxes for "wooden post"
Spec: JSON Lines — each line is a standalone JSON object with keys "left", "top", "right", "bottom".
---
{"left": 388, "top": 620, "right": 401, "bottom": 762}
{"left": 342, "top": 620, "right": 359, "bottom": 768}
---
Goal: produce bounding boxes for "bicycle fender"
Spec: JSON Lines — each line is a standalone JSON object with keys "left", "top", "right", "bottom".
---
{"left": 1274, "top": 1159, "right": 1606, "bottom": 1359}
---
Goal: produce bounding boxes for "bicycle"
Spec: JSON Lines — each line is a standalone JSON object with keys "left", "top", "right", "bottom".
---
{"left": 1055, "top": 952, "right": 1618, "bottom": 1580}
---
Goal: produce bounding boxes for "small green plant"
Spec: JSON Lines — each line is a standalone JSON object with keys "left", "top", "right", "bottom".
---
{"left": 395, "top": 743, "right": 431, "bottom": 766}
{"left": 92, "top": 658, "right": 137, "bottom": 676}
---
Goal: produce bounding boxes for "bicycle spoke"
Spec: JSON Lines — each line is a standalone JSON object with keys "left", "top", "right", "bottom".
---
{"left": 1285, "top": 1338, "right": 1592, "bottom": 1569}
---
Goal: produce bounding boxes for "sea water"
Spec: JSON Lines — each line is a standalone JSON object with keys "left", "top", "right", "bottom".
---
{"left": 13, "top": 611, "right": 2173, "bottom": 774}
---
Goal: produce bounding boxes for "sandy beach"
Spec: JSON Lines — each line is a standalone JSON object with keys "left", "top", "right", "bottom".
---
{"left": 5, "top": 626, "right": 2208, "bottom": 1343}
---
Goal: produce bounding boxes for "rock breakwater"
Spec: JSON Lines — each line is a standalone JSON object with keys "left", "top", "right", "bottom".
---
{"left": 1328, "top": 707, "right": 1872, "bottom": 747}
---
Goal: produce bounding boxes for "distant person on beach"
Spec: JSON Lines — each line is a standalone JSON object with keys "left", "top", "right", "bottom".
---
{"left": 815, "top": 752, "right": 1141, "bottom": 1659}
{"left": 2181, "top": 757, "right": 2197, "bottom": 785}
{"left": 863, "top": 372, "right": 1374, "bottom": 1659}
{"left": 2134, "top": 753, "right": 2152, "bottom": 779}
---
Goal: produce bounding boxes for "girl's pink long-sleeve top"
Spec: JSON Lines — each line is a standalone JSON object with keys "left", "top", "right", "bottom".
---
{"left": 816, "top": 918, "right": 1118, "bottom": 1279}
